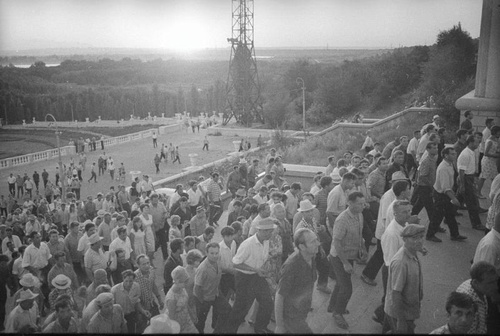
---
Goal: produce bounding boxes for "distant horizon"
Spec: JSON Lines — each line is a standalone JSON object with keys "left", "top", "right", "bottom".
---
{"left": 1, "top": 45, "right": 408, "bottom": 57}
{"left": 0, "top": 0, "right": 481, "bottom": 53}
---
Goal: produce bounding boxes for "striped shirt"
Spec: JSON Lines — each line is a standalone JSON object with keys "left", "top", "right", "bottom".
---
{"left": 330, "top": 208, "right": 363, "bottom": 260}
{"left": 206, "top": 179, "right": 222, "bottom": 202}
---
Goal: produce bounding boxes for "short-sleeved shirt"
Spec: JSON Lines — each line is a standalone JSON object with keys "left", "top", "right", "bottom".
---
{"left": 232, "top": 234, "right": 270, "bottom": 274}
{"left": 473, "top": 229, "right": 500, "bottom": 274}
{"left": 111, "top": 282, "right": 141, "bottom": 315}
{"left": 277, "top": 251, "right": 317, "bottom": 320}
{"left": 77, "top": 234, "right": 91, "bottom": 255}
{"left": 330, "top": 208, "right": 363, "bottom": 260}
{"left": 407, "top": 137, "right": 419, "bottom": 155}
{"left": 284, "top": 190, "right": 299, "bottom": 219}
{"left": 375, "top": 189, "right": 396, "bottom": 240}
{"left": 22, "top": 242, "right": 51, "bottom": 270}
{"left": 456, "top": 280, "right": 487, "bottom": 334}
{"left": 381, "top": 219, "right": 406, "bottom": 266}
{"left": 134, "top": 269, "right": 156, "bottom": 311}
{"left": 5, "top": 304, "right": 39, "bottom": 333}
{"left": 206, "top": 179, "right": 222, "bottom": 202}
{"left": 219, "top": 240, "right": 236, "bottom": 273}
{"left": 457, "top": 147, "right": 476, "bottom": 175}
{"left": 87, "top": 305, "right": 127, "bottom": 333}
{"left": 194, "top": 258, "right": 221, "bottom": 301}
{"left": 84, "top": 248, "right": 109, "bottom": 273}
{"left": 326, "top": 185, "right": 348, "bottom": 217}
{"left": 384, "top": 247, "right": 423, "bottom": 320}
{"left": 109, "top": 237, "right": 133, "bottom": 260}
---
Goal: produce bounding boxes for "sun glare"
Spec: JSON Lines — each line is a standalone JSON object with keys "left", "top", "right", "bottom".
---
{"left": 163, "top": 19, "right": 208, "bottom": 52}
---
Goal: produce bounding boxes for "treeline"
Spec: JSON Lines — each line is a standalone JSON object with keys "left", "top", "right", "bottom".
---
{"left": 0, "top": 58, "right": 230, "bottom": 123}
{"left": 263, "top": 23, "right": 477, "bottom": 129}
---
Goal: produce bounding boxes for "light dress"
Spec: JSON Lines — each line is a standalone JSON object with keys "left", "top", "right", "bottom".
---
{"left": 164, "top": 287, "right": 197, "bottom": 333}
{"left": 140, "top": 214, "right": 155, "bottom": 253}
{"left": 480, "top": 138, "right": 499, "bottom": 180}
{"left": 130, "top": 228, "right": 146, "bottom": 256}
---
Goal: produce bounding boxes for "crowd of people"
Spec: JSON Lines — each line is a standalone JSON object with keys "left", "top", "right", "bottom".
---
{"left": 1, "top": 112, "right": 500, "bottom": 334}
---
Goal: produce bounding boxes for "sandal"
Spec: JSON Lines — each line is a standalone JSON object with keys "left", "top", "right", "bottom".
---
{"left": 333, "top": 314, "right": 349, "bottom": 330}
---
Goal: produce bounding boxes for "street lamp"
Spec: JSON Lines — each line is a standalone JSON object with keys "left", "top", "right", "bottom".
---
{"left": 296, "top": 77, "right": 306, "bottom": 137}
{"left": 45, "top": 114, "right": 66, "bottom": 202}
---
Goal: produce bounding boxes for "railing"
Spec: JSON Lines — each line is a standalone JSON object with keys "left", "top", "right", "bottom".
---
{"left": 0, "top": 124, "right": 183, "bottom": 170}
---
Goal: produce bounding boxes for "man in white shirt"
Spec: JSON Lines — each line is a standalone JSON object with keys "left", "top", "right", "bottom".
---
{"left": 2, "top": 226, "right": 22, "bottom": 254}
{"left": 325, "top": 156, "right": 336, "bottom": 176}
{"left": 77, "top": 221, "right": 96, "bottom": 261}
{"left": 326, "top": 172, "right": 356, "bottom": 234}
{"left": 22, "top": 231, "right": 52, "bottom": 310}
{"left": 187, "top": 181, "right": 203, "bottom": 213}
{"left": 406, "top": 130, "right": 421, "bottom": 176}
{"left": 371, "top": 200, "right": 412, "bottom": 329}
{"left": 416, "top": 124, "right": 436, "bottom": 162}
{"left": 473, "top": 212, "right": 500, "bottom": 274}
{"left": 284, "top": 183, "right": 301, "bottom": 223}
{"left": 457, "top": 135, "right": 485, "bottom": 230}
{"left": 224, "top": 218, "right": 276, "bottom": 334}
{"left": 219, "top": 226, "right": 237, "bottom": 300}
{"left": 253, "top": 186, "right": 268, "bottom": 205}
{"left": 109, "top": 227, "right": 135, "bottom": 262}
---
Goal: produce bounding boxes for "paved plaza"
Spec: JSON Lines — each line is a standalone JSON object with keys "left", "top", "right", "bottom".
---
{"left": 0, "top": 127, "right": 494, "bottom": 333}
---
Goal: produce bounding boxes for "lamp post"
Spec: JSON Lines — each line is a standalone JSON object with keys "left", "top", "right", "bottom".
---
{"left": 296, "top": 77, "right": 306, "bottom": 137}
{"left": 45, "top": 114, "right": 66, "bottom": 202}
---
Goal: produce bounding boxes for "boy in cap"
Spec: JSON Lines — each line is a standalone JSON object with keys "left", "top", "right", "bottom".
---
{"left": 384, "top": 224, "right": 426, "bottom": 334}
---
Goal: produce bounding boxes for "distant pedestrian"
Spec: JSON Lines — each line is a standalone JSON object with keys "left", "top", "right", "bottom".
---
{"left": 152, "top": 132, "right": 158, "bottom": 148}
{"left": 169, "top": 143, "right": 175, "bottom": 161}
{"left": 173, "top": 147, "right": 181, "bottom": 164}
{"left": 108, "top": 161, "right": 115, "bottom": 180}
{"left": 100, "top": 136, "right": 105, "bottom": 150}
{"left": 154, "top": 154, "right": 161, "bottom": 174}
{"left": 42, "top": 169, "right": 49, "bottom": 189}
{"left": 32, "top": 171, "right": 40, "bottom": 191}
{"left": 160, "top": 144, "right": 166, "bottom": 161}
{"left": 118, "top": 163, "right": 126, "bottom": 182}
{"left": 202, "top": 136, "right": 209, "bottom": 151}
{"left": 88, "top": 163, "right": 97, "bottom": 183}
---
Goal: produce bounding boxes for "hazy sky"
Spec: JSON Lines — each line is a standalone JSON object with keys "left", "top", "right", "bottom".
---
{"left": 0, "top": 0, "right": 482, "bottom": 52}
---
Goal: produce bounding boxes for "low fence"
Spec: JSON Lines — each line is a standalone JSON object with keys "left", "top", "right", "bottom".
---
{"left": 0, "top": 123, "right": 183, "bottom": 170}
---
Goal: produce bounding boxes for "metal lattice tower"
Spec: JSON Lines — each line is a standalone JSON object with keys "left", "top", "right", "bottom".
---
{"left": 223, "top": 0, "right": 263, "bottom": 126}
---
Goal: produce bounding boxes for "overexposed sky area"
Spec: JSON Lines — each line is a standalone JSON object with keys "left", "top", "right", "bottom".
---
{"left": 0, "top": 0, "right": 482, "bottom": 52}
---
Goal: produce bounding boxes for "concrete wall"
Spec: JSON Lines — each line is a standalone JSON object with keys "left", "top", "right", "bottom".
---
{"left": 207, "top": 126, "right": 296, "bottom": 138}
